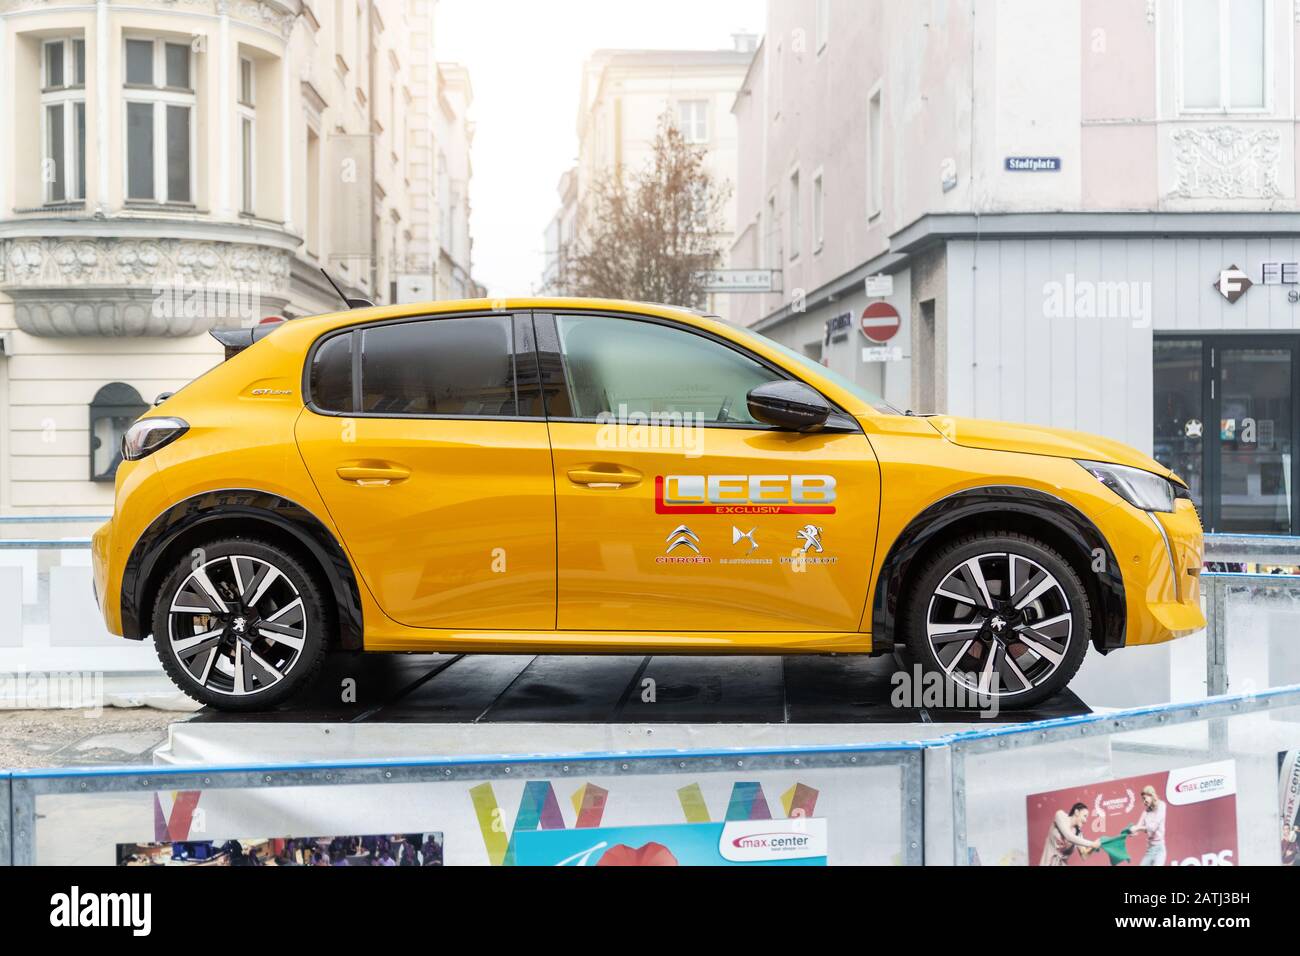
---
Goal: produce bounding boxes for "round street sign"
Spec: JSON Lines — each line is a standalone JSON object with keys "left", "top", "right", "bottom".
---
{"left": 860, "top": 302, "right": 901, "bottom": 343}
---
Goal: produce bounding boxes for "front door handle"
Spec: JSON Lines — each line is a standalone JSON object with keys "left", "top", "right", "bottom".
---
{"left": 567, "top": 465, "right": 643, "bottom": 489}
{"left": 337, "top": 464, "right": 411, "bottom": 486}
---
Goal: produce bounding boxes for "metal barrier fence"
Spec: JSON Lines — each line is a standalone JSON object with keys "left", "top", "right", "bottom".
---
{"left": 4, "top": 742, "right": 925, "bottom": 866}
{"left": 2, "top": 685, "right": 1298, "bottom": 865}
{"left": 941, "top": 683, "right": 1300, "bottom": 866}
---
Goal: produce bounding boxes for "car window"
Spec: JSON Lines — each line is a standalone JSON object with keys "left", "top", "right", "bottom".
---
{"left": 554, "top": 314, "right": 783, "bottom": 425}
{"left": 730, "top": 324, "right": 903, "bottom": 415}
{"left": 359, "top": 315, "right": 518, "bottom": 416}
{"left": 311, "top": 314, "right": 525, "bottom": 417}
{"left": 309, "top": 332, "right": 353, "bottom": 412}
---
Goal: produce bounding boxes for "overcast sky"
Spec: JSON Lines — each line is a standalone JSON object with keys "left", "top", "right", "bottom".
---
{"left": 435, "top": 0, "right": 765, "bottom": 297}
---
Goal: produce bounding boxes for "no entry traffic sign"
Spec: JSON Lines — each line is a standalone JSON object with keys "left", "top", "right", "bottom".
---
{"left": 860, "top": 302, "right": 901, "bottom": 343}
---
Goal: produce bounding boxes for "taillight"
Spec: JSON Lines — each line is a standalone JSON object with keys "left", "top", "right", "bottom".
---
{"left": 121, "top": 417, "right": 189, "bottom": 461}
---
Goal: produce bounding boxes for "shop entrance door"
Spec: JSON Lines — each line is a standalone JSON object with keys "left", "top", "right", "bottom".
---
{"left": 1154, "top": 337, "right": 1297, "bottom": 534}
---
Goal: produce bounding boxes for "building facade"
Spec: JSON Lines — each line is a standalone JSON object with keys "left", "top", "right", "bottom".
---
{"left": 731, "top": 0, "right": 1300, "bottom": 538}
{"left": 542, "top": 39, "right": 756, "bottom": 305}
{"left": 431, "top": 61, "right": 479, "bottom": 300}
{"left": 0, "top": 0, "right": 478, "bottom": 513}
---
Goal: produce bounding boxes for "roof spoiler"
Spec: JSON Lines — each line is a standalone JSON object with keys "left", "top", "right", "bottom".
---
{"left": 209, "top": 323, "right": 284, "bottom": 361}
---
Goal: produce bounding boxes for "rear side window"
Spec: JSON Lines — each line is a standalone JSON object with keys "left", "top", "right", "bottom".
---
{"left": 309, "top": 333, "right": 353, "bottom": 412}
{"left": 310, "top": 314, "right": 526, "bottom": 418}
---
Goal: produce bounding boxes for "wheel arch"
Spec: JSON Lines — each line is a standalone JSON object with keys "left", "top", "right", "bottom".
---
{"left": 869, "top": 486, "right": 1125, "bottom": 656}
{"left": 121, "top": 489, "right": 364, "bottom": 650}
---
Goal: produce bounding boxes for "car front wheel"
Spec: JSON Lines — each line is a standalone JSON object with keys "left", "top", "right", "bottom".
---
{"left": 904, "top": 532, "right": 1090, "bottom": 709}
{"left": 151, "top": 538, "right": 329, "bottom": 710}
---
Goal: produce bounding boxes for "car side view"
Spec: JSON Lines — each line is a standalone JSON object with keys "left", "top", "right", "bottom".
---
{"left": 91, "top": 298, "right": 1205, "bottom": 711}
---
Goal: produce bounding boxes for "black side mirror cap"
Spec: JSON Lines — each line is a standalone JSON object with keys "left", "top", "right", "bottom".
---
{"left": 747, "top": 380, "right": 832, "bottom": 432}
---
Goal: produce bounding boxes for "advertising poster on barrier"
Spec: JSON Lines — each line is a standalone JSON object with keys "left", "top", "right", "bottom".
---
{"left": 1026, "top": 761, "right": 1238, "bottom": 867}
{"left": 1282, "top": 751, "right": 1300, "bottom": 866}
{"left": 513, "top": 818, "right": 828, "bottom": 866}
{"left": 117, "top": 833, "right": 444, "bottom": 866}
{"left": 34, "top": 769, "right": 870, "bottom": 866}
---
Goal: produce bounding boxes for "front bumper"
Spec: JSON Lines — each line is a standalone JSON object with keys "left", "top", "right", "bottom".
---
{"left": 1119, "top": 498, "right": 1205, "bottom": 646}
{"left": 91, "top": 518, "right": 122, "bottom": 635}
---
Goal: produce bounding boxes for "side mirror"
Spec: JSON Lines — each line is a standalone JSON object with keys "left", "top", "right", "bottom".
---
{"left": 746, "top": 380, "right": 832, "bottom": 432}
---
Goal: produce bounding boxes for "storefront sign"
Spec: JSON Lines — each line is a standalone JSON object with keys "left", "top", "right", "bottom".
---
{"left": 694, "top": 269, "right": 781, "bottom": 293}
{"left": 1214, "top": 262, "right": 1300, "bottom": 304}
{"left": 824, "top": 311, "right": 852, "bottom": 345}
{"left": 1005, "top": 156, "right": 1061, "bottom": 172}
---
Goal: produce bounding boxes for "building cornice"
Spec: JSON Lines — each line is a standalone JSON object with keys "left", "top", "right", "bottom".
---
{"left": 0, "top": 216, "right": 302, "bottom": 252}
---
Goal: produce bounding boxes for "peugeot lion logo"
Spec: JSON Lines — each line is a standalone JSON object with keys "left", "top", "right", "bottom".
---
{"left": 665, "top": 526, "right": 701, "bottom": 554}
{"left": 795, "top": 525, "right": 824, "bottom": 554}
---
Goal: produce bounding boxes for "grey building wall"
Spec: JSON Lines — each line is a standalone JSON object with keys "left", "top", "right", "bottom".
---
{"left": 936, "top": 234, "right": 1300, "bottom": 456}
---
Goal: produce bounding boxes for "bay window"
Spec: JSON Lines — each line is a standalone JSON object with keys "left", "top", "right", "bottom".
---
{"left": 124, "top": 37, "right": 195, "bottom": 203}
{"left": 239, "top": 56, "right": 256, "bottom": 214}
{"left": 1180, "top": 0, "right": 1268, "bottom": 111}
{"left": 41, "top": 37, "right": 87, "bottom": 203}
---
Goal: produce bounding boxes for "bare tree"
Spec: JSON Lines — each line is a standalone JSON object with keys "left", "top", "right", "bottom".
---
{"left": 559, "top": 114, "right": 731, "bottom": 309}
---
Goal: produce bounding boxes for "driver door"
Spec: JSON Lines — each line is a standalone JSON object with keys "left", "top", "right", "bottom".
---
{"left": 538, "top": 312, "right": 880, "bottom": 634}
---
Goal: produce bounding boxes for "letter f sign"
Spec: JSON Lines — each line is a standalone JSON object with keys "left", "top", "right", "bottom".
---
{"left": 1215, "top": 265, "right": 1252, "bottom": 304}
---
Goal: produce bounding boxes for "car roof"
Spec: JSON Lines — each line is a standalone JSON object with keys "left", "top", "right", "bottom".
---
{"left": 279, "top": 296, "right": 728, "bottom": 343}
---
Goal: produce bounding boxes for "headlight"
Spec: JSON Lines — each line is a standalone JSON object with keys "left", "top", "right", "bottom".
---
{"left": 1077, "top": 460, "right": 1176, "bottom": 513}
{"left": 121, "top": 417, "right": 188, "bottom": 461}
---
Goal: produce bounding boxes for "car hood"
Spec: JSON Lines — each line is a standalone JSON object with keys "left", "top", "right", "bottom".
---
{"left": 924, "top": 415, "right": 1177, "bottom": 479}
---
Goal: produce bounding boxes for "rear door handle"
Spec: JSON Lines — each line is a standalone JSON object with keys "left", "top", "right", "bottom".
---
{"left": 337, "top": 464, "right": 411, "bottom": 486}
{"left": 567, "top": 466, "right": 643, "bottom": 489}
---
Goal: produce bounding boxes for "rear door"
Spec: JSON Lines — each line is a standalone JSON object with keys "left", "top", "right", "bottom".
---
{"left": 295, "top": 311, "right": 556, "bottom": 630}
{"left": 537, "top": 311, "right": 880, "bottom": 634}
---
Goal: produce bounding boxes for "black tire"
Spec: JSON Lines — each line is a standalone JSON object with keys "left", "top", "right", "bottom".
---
{"left": 151, "top": 538, "right": 330, "bottom": 711}
{"left": 903, "top": 531, "right": 1090, "bottom": 710}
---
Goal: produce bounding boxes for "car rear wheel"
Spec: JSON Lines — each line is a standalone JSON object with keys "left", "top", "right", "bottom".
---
{"left": 151, "top": 538, "right": 330, "bottom": 711}
{"left": 904, "top": 532, "right": 1090, "bottom": 709}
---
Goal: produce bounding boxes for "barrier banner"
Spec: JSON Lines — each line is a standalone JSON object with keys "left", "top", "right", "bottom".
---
{"left": 1282, "top": 750, "right": 1300, "bottom": 866}
{"left": 514, "top": 819, "right": 828, "bottom": 866}
{"left": 1026, "top": 761, "right": 1238, "bottom": 867}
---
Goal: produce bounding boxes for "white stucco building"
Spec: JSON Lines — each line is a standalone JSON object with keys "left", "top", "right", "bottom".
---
{"left": 732, "top": 0, "right": 1300, "bottom": 539}
{"left": 0, "top": 0, "right": 478, "bottom": 513}
{"left": 542, "top": 38, "right": 756, "bottom": 304}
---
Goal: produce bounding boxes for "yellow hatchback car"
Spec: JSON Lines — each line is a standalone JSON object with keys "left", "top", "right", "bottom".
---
{"left": 92, "top": 298, "right": 1205, "bottom": 711}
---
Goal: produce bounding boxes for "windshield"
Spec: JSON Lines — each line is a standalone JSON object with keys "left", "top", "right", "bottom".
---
{"left": 730, "top": 324, "right": 905, "bottom": 416}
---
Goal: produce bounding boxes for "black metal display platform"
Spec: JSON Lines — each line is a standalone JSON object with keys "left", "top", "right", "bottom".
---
{"left": 190, "top": 653, "right": 1089, "bottom": 725}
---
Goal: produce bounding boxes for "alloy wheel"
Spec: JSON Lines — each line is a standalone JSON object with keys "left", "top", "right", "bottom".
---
{"left": 924, "top": 551, "right": 1073, "bottom": 698}
{"left": 166, "top": 554, "right": 308, "bottom": 697}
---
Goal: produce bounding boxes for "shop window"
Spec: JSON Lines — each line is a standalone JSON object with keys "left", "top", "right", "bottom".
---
{"left": 89, "top": 383, "right": 148, "bottom": 482}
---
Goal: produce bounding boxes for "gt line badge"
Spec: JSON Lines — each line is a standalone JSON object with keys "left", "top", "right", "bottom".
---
{"left": 655, "top": 475, "right": 837, "bottom": 515}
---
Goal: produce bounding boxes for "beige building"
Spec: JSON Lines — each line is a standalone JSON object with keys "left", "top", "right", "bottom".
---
{"left": 542, "top": 39, "right": 756, "bottom": 303}
{"left": 432, "top": 61, "right": 479, "bottom": 300}
{"left": 0, "top": 0, "right": 478, "bottom": 513}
